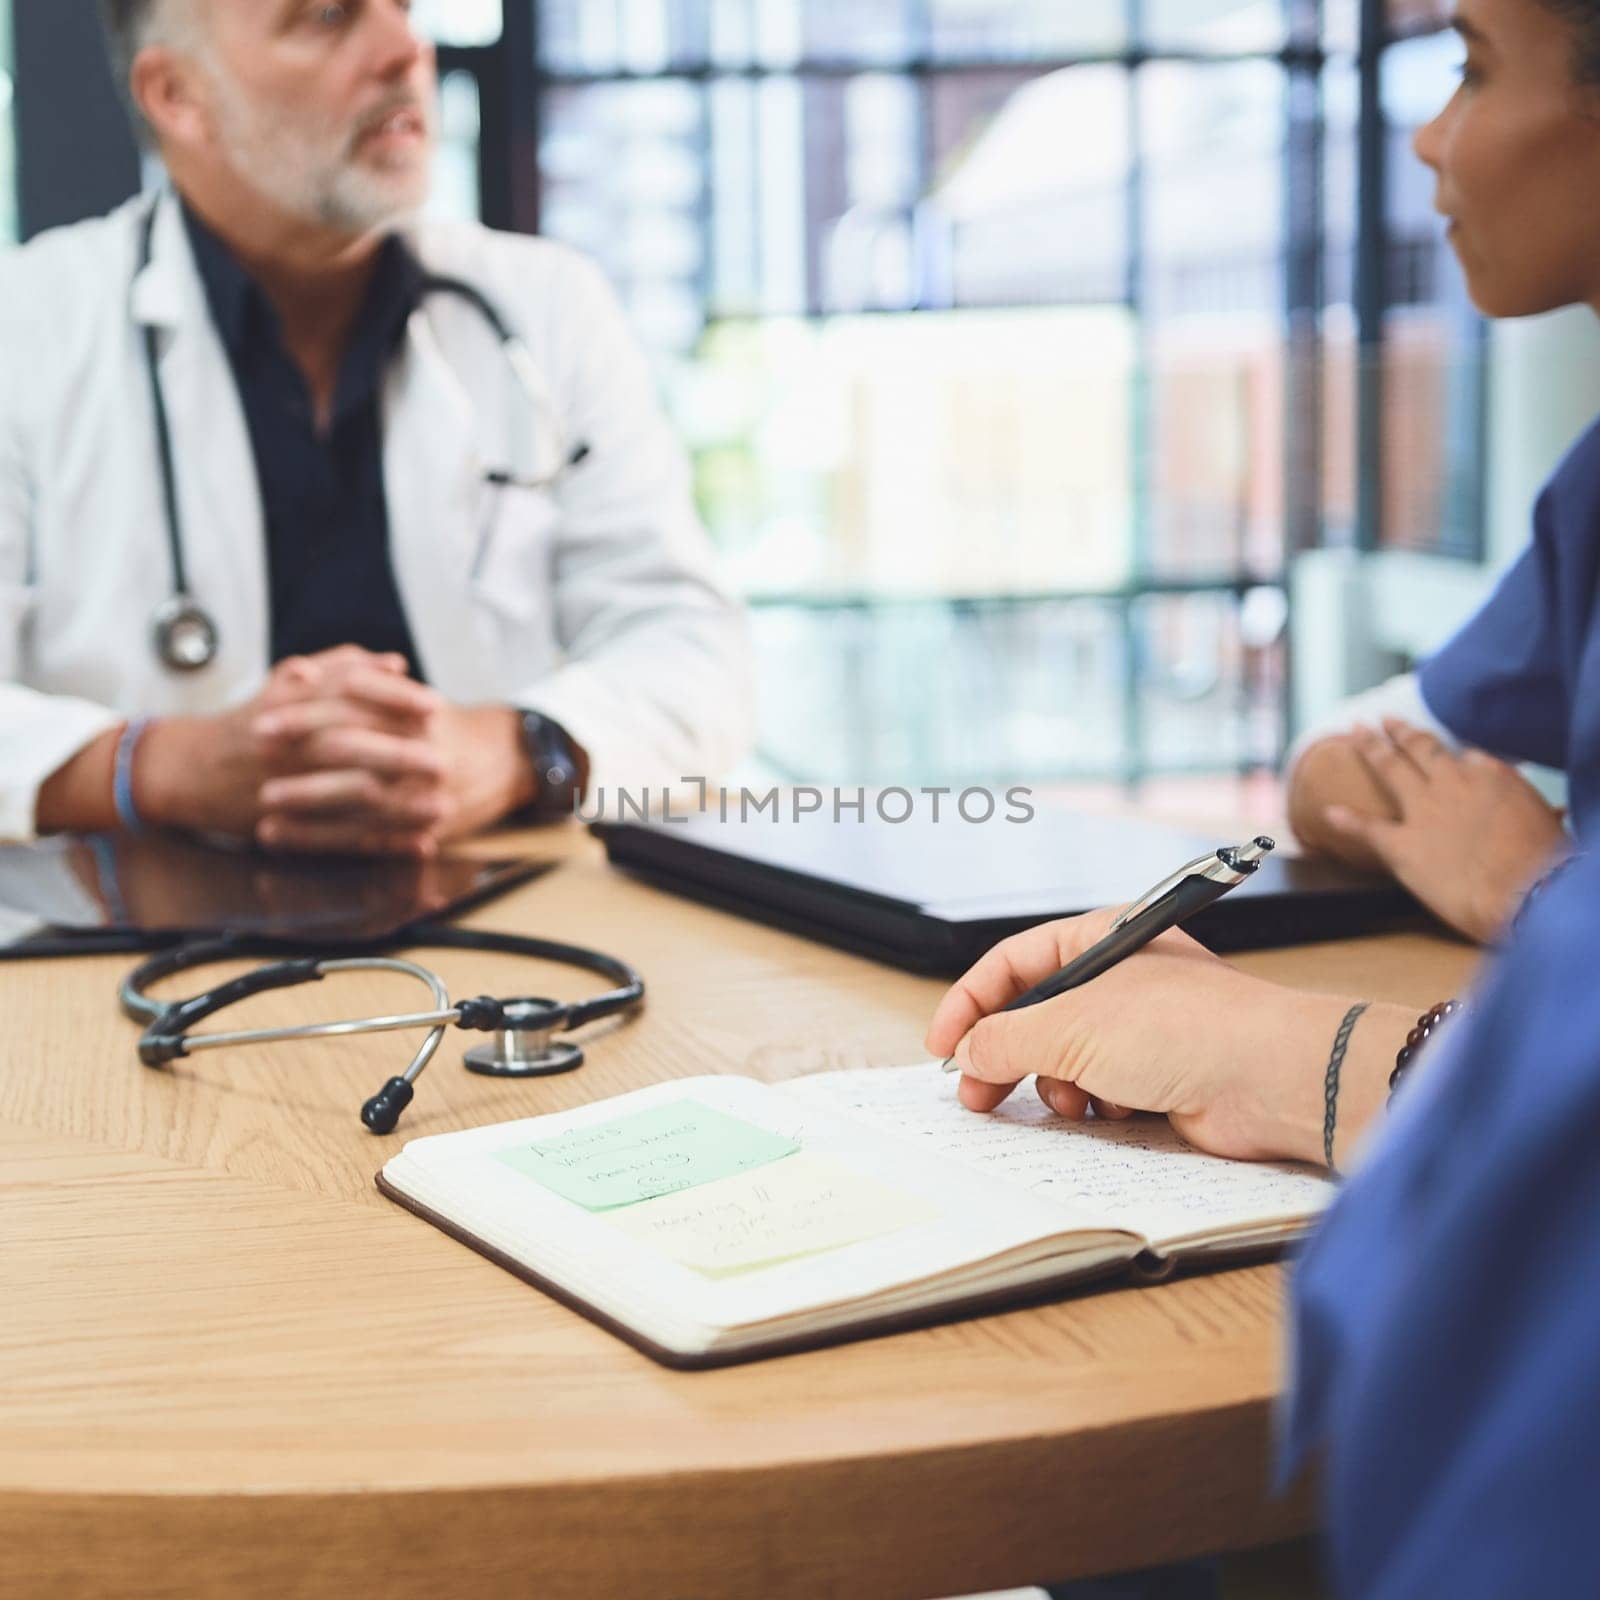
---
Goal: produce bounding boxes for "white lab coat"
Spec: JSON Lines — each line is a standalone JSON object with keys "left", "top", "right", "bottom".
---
{"left": 0, "top": 192, "right": 752, "bottom": 840}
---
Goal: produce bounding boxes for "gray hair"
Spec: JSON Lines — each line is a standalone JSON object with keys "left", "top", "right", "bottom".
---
{"left": 99, "top": 0, "right": 201, "bottom": 139}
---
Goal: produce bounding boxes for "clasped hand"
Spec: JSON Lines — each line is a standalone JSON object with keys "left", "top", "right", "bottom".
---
{"left": 1320, "top": 719, "right": 1568, "bottom": 943}
{"left": 140, "top": 645, "right": 534, "bottom": 855}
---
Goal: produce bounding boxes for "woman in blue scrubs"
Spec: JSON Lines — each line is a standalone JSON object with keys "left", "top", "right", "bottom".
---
{"left": 936, "top": 855, "right": 1600, "bottom": 1599}
{"left": 935, "top": 6, "right": 1600, "bottom": 1590}
{"left": 1287, "top": 0, "right": 1600, "bottom": 946}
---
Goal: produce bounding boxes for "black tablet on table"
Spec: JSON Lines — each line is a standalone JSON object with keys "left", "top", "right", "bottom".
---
{"left": 0, "top": 831, "right": 550, "bottom": 958}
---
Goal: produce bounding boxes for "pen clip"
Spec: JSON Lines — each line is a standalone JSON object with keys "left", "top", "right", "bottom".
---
{"left": 1107, "top": 837, "right": 1275, "bottom": 931}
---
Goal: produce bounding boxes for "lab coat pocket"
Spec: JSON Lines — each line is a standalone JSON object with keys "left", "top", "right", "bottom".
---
{"left": 466, "top": 480, "right": 560, "bottom": 626}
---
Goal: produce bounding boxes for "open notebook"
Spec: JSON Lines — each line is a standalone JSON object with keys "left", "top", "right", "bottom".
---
{"left": 377, "top": 1065, "right": 1334, "bottom": 1368}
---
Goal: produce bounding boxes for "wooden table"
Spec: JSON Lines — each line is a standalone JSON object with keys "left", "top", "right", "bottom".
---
{"left": 0, "top": 826, "right": 1479, "bottom": 1600}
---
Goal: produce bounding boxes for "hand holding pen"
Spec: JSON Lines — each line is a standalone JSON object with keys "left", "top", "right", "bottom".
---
{"left": 940, "top": 837, "right": 1275, "bottom": 1072}
{"left": 917, "top": 837, "right": 1390, "bottom": 1164}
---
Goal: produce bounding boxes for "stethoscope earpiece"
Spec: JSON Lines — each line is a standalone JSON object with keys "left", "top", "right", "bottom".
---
{"left": 361, "top": 1076, "right": 417, "bottom": 1136}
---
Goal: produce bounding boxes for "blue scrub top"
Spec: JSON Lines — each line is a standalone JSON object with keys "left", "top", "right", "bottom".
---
{"left": 1419, "top": 412, "right": 1600, "bottom": 840}
{"left": 1282, "top": 848, "right": 1600, "bottom": 1598}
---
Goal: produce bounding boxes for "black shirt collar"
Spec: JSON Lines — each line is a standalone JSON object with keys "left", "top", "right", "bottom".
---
{"left": 181, "top": 200, "right": 259, "bottom": 356}
{"left": 181, "top": 201, "right": 425, "bottom": 420}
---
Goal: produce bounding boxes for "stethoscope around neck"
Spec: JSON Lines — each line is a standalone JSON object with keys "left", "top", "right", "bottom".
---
{"left": 137, "top": 198, "right": 590, "bottom": 674}
{"left": 119, "top": 923, "right": 645, "bottom": 1135}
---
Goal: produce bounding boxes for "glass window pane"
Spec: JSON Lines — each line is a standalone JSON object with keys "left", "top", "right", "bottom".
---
{"left": 793, "top": 0, "right": 916, "bottom": 66}
{"left": 679, "top": 310, "right": 1134, "bottom": 597}
{"left": 706, "top": 0, "right": 922, "bottom": 68}
{"left": 1320, "top": 60, "right": 1359, "bottom": 550}
{"left": 1142, "top": 0, "right": 1286, "bottom": 55}
{"left": 1323, "top": 0, "right": 1361, "bottom": 54}
{"left": 820, "top": 73, "right": 920, "bottom": 312}
{"left": 1140, "top": 63, "right": 1285, "bottom": 581}
{"left": 666, "top": 70, "right": 923, "bottom": 322}
{"left": 704, "top": 76, "right": 808, "bottom": 317}
{"left": 536, "top": 0, "right": 713, "bottom": 73}
{"left": 0, "top": 0, "right": 14, "bottom": 246}
{"left": 751, "top": 599, "right": 1131, "bottom": 784}
{"left": 1323, "top": 60, "right": 1359, "bottom": 313}
{"left": 1140, "top": 61, "right": 1284, "bottom": 322}
{"left": 747, "top": 586, "right": 1291, "bottom": 784}
{"left": 413, "top": 0, "right": 502, "bottom": 47}
{"left": 708, "top": 69, "right": 922, "bottom": 319}
{"left": 711, "top": 0, "right": 919, "bottom": 68}
{"left": 1381, "top": 32, "right": 1484, "bottom": 557}
{"left": 1321, "top": 312, "right": 1359, "bottom": 549}
{"left": 926, "top": 0, "right": 1126, "bottom": 59}
{"left": 925, "top": 66, "right": 1130, "bottom": 309}
{"left": 1142, "top": 331, "right": 1286, "bottom": 580}
{"left": 539, "top": 82, "right": 708, "bottom": 352}
{"left": 536, "top": 1, "right": 926, "bottom": 72}
{"left": 427, "top": 70, "right": 483, "bottom": 224}
{"left": 1135, "top": 591, "right": 1286, "bottom": 773}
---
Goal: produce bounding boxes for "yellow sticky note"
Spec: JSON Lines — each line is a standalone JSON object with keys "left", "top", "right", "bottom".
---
{"left": 608, "top": 1152, "right": 938, "bottom": 1277}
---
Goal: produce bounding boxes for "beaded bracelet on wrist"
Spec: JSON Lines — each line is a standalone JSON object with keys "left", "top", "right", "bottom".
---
{"left": 1389, "top": 999, "right": 1463, "bottom": 1097}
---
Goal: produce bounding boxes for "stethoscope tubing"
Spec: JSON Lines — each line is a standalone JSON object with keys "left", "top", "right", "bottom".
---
{"left": 136, "top": 194, "right": 587, "bottom": 674}
{"left": 121, "top": 922, "right": 645, "bottom": 1042}
{"left": 142, "top": 956, "right": 454, "bottom": 1053}
{"left": 150, "top": 953, "right": 454, "bottom": 1090}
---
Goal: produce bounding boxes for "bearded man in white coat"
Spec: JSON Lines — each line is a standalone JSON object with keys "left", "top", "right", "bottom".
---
{"left": 0, "top": 0, "right": 751, "bottom": 854}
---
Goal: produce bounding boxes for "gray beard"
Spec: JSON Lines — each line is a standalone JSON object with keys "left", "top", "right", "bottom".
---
{"left": 210, "top": 96, "right": 432, "bottom": 235}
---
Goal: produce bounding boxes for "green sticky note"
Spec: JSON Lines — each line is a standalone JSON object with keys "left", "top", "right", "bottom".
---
{"left": 495, "top": 1099, "right": 800, "bottom": 1211}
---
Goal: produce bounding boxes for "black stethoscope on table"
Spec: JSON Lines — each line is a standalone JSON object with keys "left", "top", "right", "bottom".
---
{"left": 120, "top": 924, "right": 644, "bottom": 1135}
{"left": 137, "top": 199, "right": 590, "bottom": 674}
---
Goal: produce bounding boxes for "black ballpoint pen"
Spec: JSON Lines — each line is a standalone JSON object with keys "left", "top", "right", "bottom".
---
{"left": 941, "top": 836, "right": 1276, "bottom": 1073}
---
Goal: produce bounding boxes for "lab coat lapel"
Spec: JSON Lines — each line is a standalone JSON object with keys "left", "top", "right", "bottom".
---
{"left": 130, "top": 195, "right": 271, "bottom": 691}
{"left": 382, "top": 309, "right": 503, "bottom": 699}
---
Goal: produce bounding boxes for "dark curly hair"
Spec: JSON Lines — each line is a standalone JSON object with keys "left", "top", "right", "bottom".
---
{"left": 1540, "top": 0, "right": 1600, "bottom": 85}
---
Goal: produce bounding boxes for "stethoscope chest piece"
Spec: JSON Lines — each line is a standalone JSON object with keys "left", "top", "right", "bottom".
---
{"left": 152, "top": 594, "right": 220, "bottom": 673}
{"left": 464, "top": 1038, "right": 584, "bottom": 1078}
{"left": 463, "top": 997, "right": 586, "bottom": 1078}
